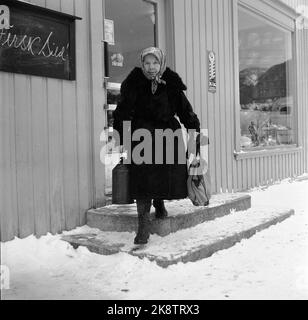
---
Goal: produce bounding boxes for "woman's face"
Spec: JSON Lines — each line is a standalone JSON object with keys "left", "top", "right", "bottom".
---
{"left": 143, "top": 54, "right": 161, "bottom": 78}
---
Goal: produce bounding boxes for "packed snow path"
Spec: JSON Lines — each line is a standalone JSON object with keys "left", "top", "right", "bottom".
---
{"left": 1, "top": 177, "right": 308, "bottom": 300}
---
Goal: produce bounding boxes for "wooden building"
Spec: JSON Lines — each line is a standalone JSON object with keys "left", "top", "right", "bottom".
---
{"left": 1, "top": 0, "right": 307, "bottom": 241}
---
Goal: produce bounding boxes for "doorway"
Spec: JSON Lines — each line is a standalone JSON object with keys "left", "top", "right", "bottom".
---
{"left": 103, "top": 0, "right": 167, "bottom": 196}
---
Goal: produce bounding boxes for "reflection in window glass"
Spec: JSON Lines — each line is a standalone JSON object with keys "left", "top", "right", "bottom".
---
{"left": 238, "top": 8, "right": 294, "bottom": 149}
{"left": 105, "top": 0, "right": 156, "bottom": 84}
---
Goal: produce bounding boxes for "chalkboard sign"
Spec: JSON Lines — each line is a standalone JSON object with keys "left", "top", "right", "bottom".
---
{"left": 0, "top": 0, "right": 81, "bottom": 80}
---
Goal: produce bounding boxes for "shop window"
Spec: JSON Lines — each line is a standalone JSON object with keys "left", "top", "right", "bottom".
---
{"left": 238, "top": 7, "right": 295, "bottom": 150}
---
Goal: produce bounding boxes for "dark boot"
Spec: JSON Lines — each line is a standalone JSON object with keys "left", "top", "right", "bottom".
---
{"left": 153, "top": 199, "right": 168, "bottom": 219}
{"left": 134, "top": 199, "right": 152, "bottom": 245}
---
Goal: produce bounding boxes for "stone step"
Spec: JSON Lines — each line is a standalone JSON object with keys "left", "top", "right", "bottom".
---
{"left": 62, "top": 206, "right": 294, "bottom": 268}
{"left": 87, "top": 193, "right": 251, "bottom": 237}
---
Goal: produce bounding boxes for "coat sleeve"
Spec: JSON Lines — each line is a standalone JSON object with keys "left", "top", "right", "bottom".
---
{"left": 176, "top": 91, "right": 200, "bottom": 132}
{"left": 112, "top": 79, "right": 136, "bottom": 146}
{"left": 176, "top": 91, "right": 201, "bottom": 155}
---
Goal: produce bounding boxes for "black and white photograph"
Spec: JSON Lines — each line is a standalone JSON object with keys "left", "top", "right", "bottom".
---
{"left": 1, "top": 0, "right": 308, "bottom": 303}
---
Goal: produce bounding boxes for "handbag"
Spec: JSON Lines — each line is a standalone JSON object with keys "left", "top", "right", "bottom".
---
{"left": 187, "top": 158, "right": 211, "bottom": 206}
{"left": 112, "top": 157, "right": 134, "bottom": 205}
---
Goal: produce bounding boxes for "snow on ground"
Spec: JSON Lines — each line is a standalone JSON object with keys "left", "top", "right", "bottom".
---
{"left": 1, "top": 176, "right": 308, "bottom": 300}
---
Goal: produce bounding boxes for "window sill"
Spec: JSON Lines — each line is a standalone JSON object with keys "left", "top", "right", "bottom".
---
{"left": 234, "top": 145, "right": 302, "bottom": 160}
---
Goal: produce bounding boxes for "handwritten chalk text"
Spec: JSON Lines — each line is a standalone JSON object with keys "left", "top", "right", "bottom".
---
{"left": 0, "top": 25, "right": 69, "bottom": 61}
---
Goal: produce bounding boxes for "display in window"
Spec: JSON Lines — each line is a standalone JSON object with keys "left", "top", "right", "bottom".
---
{"left": 238, "top": 8, "right": 294, "bottom": 149}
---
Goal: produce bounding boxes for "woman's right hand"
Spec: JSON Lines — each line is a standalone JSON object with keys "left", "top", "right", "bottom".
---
{"left": 190, "top": 156, "right": 200, "bottom": 168}
{"left": 120, "top": 145, "right": 128, "bottom": 160}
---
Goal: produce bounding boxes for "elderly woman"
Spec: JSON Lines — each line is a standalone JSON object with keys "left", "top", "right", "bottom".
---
{"left": 113, "top": 47, "right": 200, "bottom": 245}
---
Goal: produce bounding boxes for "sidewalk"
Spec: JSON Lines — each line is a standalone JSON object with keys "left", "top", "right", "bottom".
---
{"left": 1, "top": 176, "right": 308, "bottom": 300}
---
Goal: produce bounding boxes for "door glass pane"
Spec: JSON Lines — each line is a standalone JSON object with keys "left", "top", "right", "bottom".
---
{"left": 104, "top": 0, "right": 158, "bottom": 196}
{"left": 105, "top": 0, "right": 156, "bottom": 84}
{"left": 238, "top": 7, "right": 294, "bottom": 149}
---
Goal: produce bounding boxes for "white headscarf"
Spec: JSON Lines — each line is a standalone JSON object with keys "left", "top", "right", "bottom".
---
{"left": 140, "top": 47, "right": 167, "bottom": 94}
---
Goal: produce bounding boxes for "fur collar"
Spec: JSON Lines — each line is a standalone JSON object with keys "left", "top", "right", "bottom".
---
{"left": 121, "top": 67, "right": 187, "bottom": 94}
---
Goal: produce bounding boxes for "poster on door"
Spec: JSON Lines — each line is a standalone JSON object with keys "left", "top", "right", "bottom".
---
{"left": 104, "top": 19, "right": 115, "bottom": 45}
{"left": 111, "top": 53, "right": 124, "bottom": 67}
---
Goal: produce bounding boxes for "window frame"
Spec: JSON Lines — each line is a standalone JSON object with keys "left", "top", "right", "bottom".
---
{"left": 232, "top": 0, "right": 301, "bottom": 159}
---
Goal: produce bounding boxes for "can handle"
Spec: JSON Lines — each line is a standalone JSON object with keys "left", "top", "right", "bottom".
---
{"left": 119, "top": 145, "right": 125, "bottom": 164}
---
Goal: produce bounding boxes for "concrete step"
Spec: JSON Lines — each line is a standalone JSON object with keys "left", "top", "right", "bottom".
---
{"left": 87, "top": 193, "right": 251, "bottom": 237}
{"left": 62, "top": 206, "right": 294, "bottom": 268}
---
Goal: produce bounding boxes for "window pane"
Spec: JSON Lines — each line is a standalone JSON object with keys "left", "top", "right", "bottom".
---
{"left": 105, "top": 0, "right": 156, "bottom": 84}
{"left": 238, "top": 8, "right": 294, "bottom": 149}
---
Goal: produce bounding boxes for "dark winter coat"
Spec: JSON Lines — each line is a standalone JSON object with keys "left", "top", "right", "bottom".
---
{"left": 113, "top": 67, "right": 200, "bottom": 200}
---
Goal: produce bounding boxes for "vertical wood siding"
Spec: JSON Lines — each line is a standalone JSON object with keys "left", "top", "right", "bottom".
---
{"left": 0, "top": 0, "right": 95, "bottom": 241}
{"left": 173, "top": 0, "right": 308, "bottom": 194}
{"left": 275, "top": 0, "right": 308, "bottom": 177}
{"left": 174, "top": 0, "right": 239, "bottom": 193}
